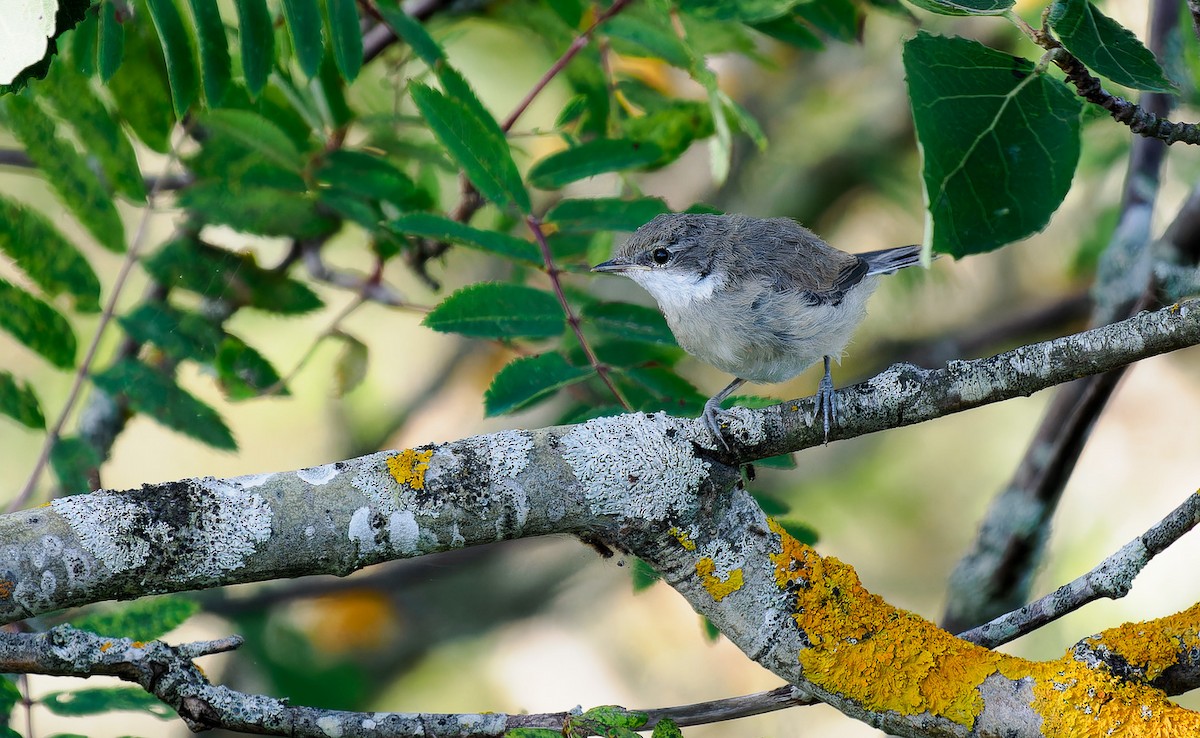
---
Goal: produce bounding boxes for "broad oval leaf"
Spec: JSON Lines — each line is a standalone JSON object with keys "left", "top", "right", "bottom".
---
{"left": 70, "top": 595, "right": 200, "bottom": 640}
{"left": 904, "top": 0, "right": 1013, "bottom": 15}
{"left": 326, "top": 0, "right": 363, "bottom": 81}
{"left": 387, "top": 213, "right": 542, "bottom": 265}
{"left": 234, "top": 0, "right": 273, "bottom": 96}
{"left": 41, "top": 687, "right": 173, "bottom": 718}
{"left": 145, "top": 0, "right": 199, "bottom": 118}
{"left": 185, "top": 0, "right": 232, "bottom": 105}
{"left": 545, "top": 197, "right": 671, "bottom": 233}
{"left": 423, "top": 283, "right": 564, "bottom": 339}
{"left": 1048, "top": 0, "right": 1175, "bottom": 92}
{"left": 92, "top": 359, "right": 236, "bottom": 449}
{"left": 107, "top": 15, "right": 174, "bottom": 153}
{"left": 217, "top": 335, "right": 287, "bottom": 399}
{"left": 0, "top": 371, "right": 45, "bottom": 429}
{"left": 584, "top": 302, "right": 676, "bottom": 345}
{"left": 527, "top": 138, "right": 664, "bottom": 190}
{"left": 409, "top": 82, "right": 531, "bottom": 214}
{"left": 281, "top": 0, "right": 324, "bottom": 78}
{"left": 484, "top": 352, "right": 591, "bottom": 416}
{"left": 0, "top": 196, "right": 101, "bottom": 312}
{"left": 0, "top": 278, "right": 77, "bottom": 369}
{"left": 904, "top": 32, "right": 1082, "bottom": 256}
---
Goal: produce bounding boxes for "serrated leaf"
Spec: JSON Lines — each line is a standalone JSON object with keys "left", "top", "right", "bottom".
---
{"left": 678, "top": 0, "right": 808, "bottom": 21}
{"left": 424, "top": 283, "right": 564, "bottom": 339}
{"left": 41, "top": 687, "right": 173, "bottom": 718}
{"left": 584, "top": 302, "right": 676, "bottom": 345}
{"left": 580, "top": 706, "right": 646, "bottom": 729}
{"left": 98, "top": 0, "right": 125, "bottom": 80}
{"left": 332, "top": 331, "right": 368, "bottom": 396}
{"left": 373, "top": 1, "right": 445, "bottom": 66}
{"left": 71, "top": 595, "right": 200, "bottom": 640}
{"left": 145, "top": 0, "right": 199, "bottom": 118}
{"left": 143, "top": 236, "right": 324, "bottom": 314}
{"left": 904, "top": 0, "right": 1012, "bottom": 15}
{"left": 41, "top": 61, "right": 146, "bottom": 202}
{"left": 1048, "top": 0, "right": 1175, "bottom": 92}
{"left": 603, "top": 14, "right": 691, "bottom": 68}
{"left": 410, "top": 82, "right": 531, "bottom": 214}
{"left": 528, "top": 138, "right": 664, "bottom": 189}
{"left": 0, "top": 372, "right": 45, "bottom": 429}
{"left": 546, "top": 197, "right": 671, "bottom": 233}
{"left": 50, "top": 436, "right": 102, "bottom": 495}
{"left": 0, "top": 196, "right": 101, "bottom": 312}
{"left": 117, "top": 303, "right": 223, "bottom": 361}
{"left": 621, "top": 367, "right": 704, "bottom": 407}
{"left": 326, "top": 0, "right": 362, "bottom": 81}
{"left": 484, "top": 353, "right": 591, "bottom": 416}
{"left": 201, "top": 109, "right": 304, "bottom": 173}
{"left": 317, "top": 150, "right": 431, "bottom": 210}
{"left": 185, "top": 0, "right": 232, "bottom": 105}
{"left": 234, "top": 0, "right": 272, "bottom": 96}
{"left": 0, "top": 94, "right": 126, "bottom": 252}
{"left": 905, "top": 32, "right": 1081, "bottom": 256}
{"left": 282, "top": 0, "right": 324, "bottom": 77}
{"left": 588, "top": 338, "right": 683, "bottom": 369}
{"left": 178, "top": 182, "right": 337, "bottom": 238}
{"left": 92, "top": 359, "right": 236, "bottom": 449}
{"left": 387, "top": 213, "right": 542, "bottom": 265}
{"left": 107, "top": 14, "right": 174, "bottom": 152}
{"left": 504, "top": 730, "right": 561, "bottom": 738}
{"left": 0, "top": 278, "right": 76, "bottom": 369}
{"left": 651, "top": 717, "right": 683, "bottom": 738}
{"left": 217, "top": 336, "right": 287, "bottom": 399}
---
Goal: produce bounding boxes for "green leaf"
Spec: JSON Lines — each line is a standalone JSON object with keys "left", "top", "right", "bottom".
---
{"left": 50, "top": 437, "right": 102, "bottom": 495}
{"left": 178, "top": 182, "right": 337, "bottom": 238}
{"left": 234, "top": 0, "right": 273, "bottom": 96}
{"left": 387, "top": 213, "right": 542, "bottom": 265}
{"left": 545, "top": 197, "right": 671, "bottom": 233}
{"left": 216, "top": 336, "right": 287, "bottom": 399}
{"left": 185, "top": 0, "right": 232, "bottom": 105}
{"left": 622, "top": 101, "right": 714, "bottom": 164}
{"left": 701, "top": 615, "right": 720, "bottom": 641}
{"left": 315, "top": 51, "right": 354, "bottom": 128}
{"left": 484, "top": 353, "right": 591, "bottom": 416}
{"left": 580, "top": 706, "right": 647, "bottom": 730}
{"left": 1048, "top": 0, "right": 1175, "bottom": 92}
{"left": 905, "top": 32, "right": 1081, "bottom": 256}
{"left": 677, "top": 0, "right": 807, "bottom": 21}
{"left": 777, "top": 519, "right": 819, "bottom": 545}
{"left": 71, "top": 596, "right": 200, "bottom": 640}
{"left": 0, "top": 197, "right": 102, "bottom": 312}
{"left": 326, "top": 0, "right": 362, "bottom": 81}
{"left": 117, "top": 303, "right": 224, "bottom": 362}
{"left": 424, "top": 283, "right": 564, "bottom": 339}
{"left": 621, "top": 367, "right": 704, "bottom": 407}
{"left": 754, "top": 452, "right": 797, "bottom": 469}
{"left": 317, "top": 150, "right": 431, "bottom": 210}
{"left": 528, "top": 138, "right": 664, "bottom": 189}
{"left": 200, "top": 108, "right": 304, "bottom": 172}
{"left": 98, "top": 0, "right": 126, "bottom": 81}
{"left": 41, "top": 61, "right": 147, "bottom": 202}
{"left": 332, "top": 331, "right": 368, "bottom": 396}
{"left": 143, "top": 236, "right": 324, "bottom": 314}
{"left": 602, "top": 13, "right": 691, "bottom": 68}
{"left": 92, "top": 359, "right": 236, "bottom": 449}
{"left": 146, "top": 0, "right": 199, "bottom": 118}
{"left": 794, "top": 0, "right": 863, "bottom": 41}
{"left": 71, "top": 10, "right": 100, "bottom": 77}
{"left": 282, "top": 0, "right": 324, "bottom": 78}
{"left": 107, "top": 13, "right": 175, "bottom": 152}
{"left": 0, "top": 279, "right": 77, "bottom": 369}
{"left": 651, "top": 717, "right": 683, "bottom": 738}
{"left": 584, "top": 302, "right": 676, "bottom": 345}
{"left": 0, "top": 94, "right": 126, "bottom": 252}
{"left": 751, "top": 491, "right": 791, "bottom": 516}
{"left": 0, "top": 372, "right": 44, "bottom": 429}
{"left": 904, "top": 0, "right": 1013, "bottom": 15}
{"left": 42, "top": 687, "right": 173, "bottom": 719}
{"left": 750, "top": 15, "right": 823, "bottom": 49}
{"left": 373, "top": 1, "right": 445, "bottom": 66}
{"left": 410, "top": 82, "right": 532, "bottom": 214}
{"left": 504, "top": 731, "right": 561, "bottom": 738}
{"left": 0, "top": 678, "right": 20, "bottom": 715}
{"left": 631, "top": 557, "right": 662, "bottom": 591}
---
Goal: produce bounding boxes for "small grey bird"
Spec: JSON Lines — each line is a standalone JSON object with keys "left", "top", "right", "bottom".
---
{"left": 592, "top": 213, "right": 923, "bottom": 448}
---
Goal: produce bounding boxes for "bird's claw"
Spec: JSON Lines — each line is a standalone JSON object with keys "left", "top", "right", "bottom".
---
{"left": 816, "top": 371, "right": 838, "bottom": 444}
{"left": 702, "top": 399, "right": 732, "bottom": 451}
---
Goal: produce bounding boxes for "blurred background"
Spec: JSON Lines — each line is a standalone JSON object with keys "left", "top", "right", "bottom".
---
{"left": 3, "top": 0, "right": 1200, "bottom": 735}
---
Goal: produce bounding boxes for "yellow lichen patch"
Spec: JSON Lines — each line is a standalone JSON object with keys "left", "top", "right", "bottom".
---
{"left": 99, "top": 641, "right": 112, "bottom": 653}
{"left": 1087, "top": 602, "right": 1200, "bottom": 683}
{"left": 696, "top": 557, "right": 744, "bottom": 601}
{"left": 0, "top": 577, "right": 13, "bottom": 600}
{"left": 670, "top": 527, "right": 697, "bottom": 551}
{"left": 386, "top": 448, "right": 434, "bottom": 490}
{"left": 131, "top": 641, "right": 145, "bottom": 649}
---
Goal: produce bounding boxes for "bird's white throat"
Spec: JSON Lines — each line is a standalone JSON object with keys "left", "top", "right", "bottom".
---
{"left": 625, "top": 268, "right": 728, "bottom": 316}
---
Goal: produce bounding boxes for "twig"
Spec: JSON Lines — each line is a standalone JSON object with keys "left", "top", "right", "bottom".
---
{"left": 958, "top": 491, "right": 1200, "bottom": 653}
{"left": 526, "top": 215, "right": 629, "bottom": 409}
{"left": 8, "top": 137, "right": 180, "bottom": 512}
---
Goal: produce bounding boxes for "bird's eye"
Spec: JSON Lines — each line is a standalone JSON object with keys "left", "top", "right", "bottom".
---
{"left": 651, "top": 247, "right": 671, "bottom": 265}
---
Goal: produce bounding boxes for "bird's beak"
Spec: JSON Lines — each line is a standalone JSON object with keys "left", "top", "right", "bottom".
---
{"left": 591, "top": 258, "right": 631, "bottom": 273}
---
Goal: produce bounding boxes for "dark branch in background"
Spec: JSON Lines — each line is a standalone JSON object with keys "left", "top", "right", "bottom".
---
{"left": 941, "top": 0, "right": 1184, "bottom": 633}
{"left": 298, "top": 237, "right": 412, "bottom": 307}
{"left": 0, "top": 148, "right": 193, "bottom": 190}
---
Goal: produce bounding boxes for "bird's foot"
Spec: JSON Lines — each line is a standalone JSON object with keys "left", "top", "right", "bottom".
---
{"left": 816, "top": 369, "right": 838, "bottom": 445}
{"left": 702, "top": 397, "right": 733, "bottom": 451}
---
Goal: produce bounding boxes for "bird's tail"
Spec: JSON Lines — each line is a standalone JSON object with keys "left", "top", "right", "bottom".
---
{"left": 859, "top": 244, "right": 925, "bottom": 276}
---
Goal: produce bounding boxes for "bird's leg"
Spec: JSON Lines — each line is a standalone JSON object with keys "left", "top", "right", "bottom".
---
{"left": 817, "top": 355, "right": 837, "bottom": 444}
{"left": 702, "top": 377, "right": 746, "bottom": 450}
